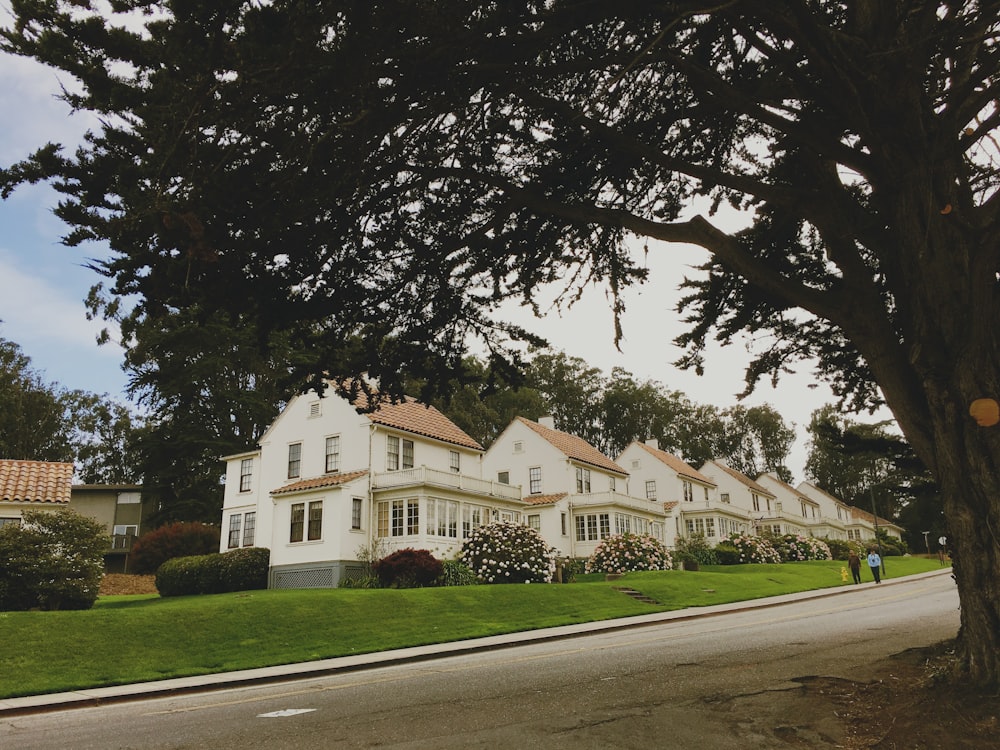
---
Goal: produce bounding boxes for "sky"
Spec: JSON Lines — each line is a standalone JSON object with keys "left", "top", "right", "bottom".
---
{"left": 0, "top": 13, "right": 881, "bottom": 482}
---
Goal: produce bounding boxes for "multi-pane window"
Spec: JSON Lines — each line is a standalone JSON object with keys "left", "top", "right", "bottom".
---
{"left": 683, "top": 481, "right": 694, "bottom": 502}
{"left": 575, "top": 467, "right": 591, "bottom": 493}
{"left": 387, "top": 436, "right": 400, "bottom": 470}
{"left": 704, "top": 486, "right": 710, "bottom": 501}
{"left": 610, "top": 476, "right": 616, "bottom": 492}
{"left": 308, "top": 501, "right": 323, "bottom": 540}
{"left": 575, "top": 513, "right": 611, "bottom": 542}
{"left": 242, "top": 512, "right": 256, "bottom": 546}
{"left": 685, "top": 518, "right": 707, "bottom": 536}
{"left": 287, "top": 443, "right": 302, "bottom": 479}
{"left": 615, "top": 513, "right": 631, "bottom": 534}
{"left": 720, "top": 492, "right": 730, "bottom": 503}
{"left": 351, "top": 498, "right": 362, "bottom": 530}
{"left": 449, "top": 450, "right": 460, "bottom": 473}
{"left": 529, "top": 466, "right": 542, "bottom": 494}
{"left": 325, "top": 436, "right": 340, "bottom": 473}
{"left": 752, "top": 494, "right": 760, "bottom": 512}
{"left": 497, "top": 471, "right": 510, "bottom": 484}
{"left": 377, "top": 499, "right": 420, "bottom": 537}
{"left": 386, "top": 436, "right": 414, "bottom": 471}
{"left": 239, "top": 458, "right": 253, "bottom": 492}
{"left": 645, "top": 480, "right": 657, "bottom": 500}
{"left": 289, "top": 501, "right": 322, "bottom": 542}
{"left": 527, "top": 514, "right": 541, "bottom": 531}
{"left": 427, "top": 499, "right": 458, "bottom": 538}
{"left": 705, "top": 517, "right": 716, "bottom": 537}
{"left": 290, "top": 503, "right": 305, "bottom": 542}
{"left": 463, "top": 505, "right": 485, "bottom": 538}
{"left": 801, "top": 501, "right": 808, "bottom": 517}
{"left": 228, "top": 514, "right": 242, "bottom": 549}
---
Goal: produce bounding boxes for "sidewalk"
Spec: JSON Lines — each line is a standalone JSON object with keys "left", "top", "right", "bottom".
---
{"left": 0, "top": 568, "right": 953, "bottom": 717}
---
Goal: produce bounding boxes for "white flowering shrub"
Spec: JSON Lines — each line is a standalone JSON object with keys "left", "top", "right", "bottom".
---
{"left": 726, "top": 532, "right": 782, "bottom": 564}
{"left": 460, "top": 522, "right": 556, "bottom": 583}
{"left": 777, "top": 534, "right": 832, "bottom": 562}
{"left": 586, "top": 533, "right": 673, "bottom": 574}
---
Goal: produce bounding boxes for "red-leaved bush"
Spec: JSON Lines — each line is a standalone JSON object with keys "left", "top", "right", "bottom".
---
{"left": 373, "top": 548, "right": 443, "bottom": 588}
{"left": 129, "top": 522, "right": 221, "bottom": 574}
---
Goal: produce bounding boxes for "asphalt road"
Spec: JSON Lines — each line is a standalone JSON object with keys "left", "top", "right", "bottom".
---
{"left": 1, "top": 573, "right": 959, "bottom": 749}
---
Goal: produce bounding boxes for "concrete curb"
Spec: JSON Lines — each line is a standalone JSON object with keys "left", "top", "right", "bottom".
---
{"left": 0, "top": 567, "right": 953, "bottom": 717}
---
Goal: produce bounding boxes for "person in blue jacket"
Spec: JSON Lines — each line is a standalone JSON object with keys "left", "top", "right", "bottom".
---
{"left": 867, "top": 548, "right": 882, "bottom": 583}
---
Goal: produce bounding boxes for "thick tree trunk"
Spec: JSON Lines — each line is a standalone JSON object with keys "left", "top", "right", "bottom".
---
{"left": 926, "top": 383, "right": 1000, "bottom": 688}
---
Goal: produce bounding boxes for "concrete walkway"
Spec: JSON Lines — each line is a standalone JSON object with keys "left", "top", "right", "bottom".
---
{"left": 0, "top": 568, "right": 953, "bottom": 717}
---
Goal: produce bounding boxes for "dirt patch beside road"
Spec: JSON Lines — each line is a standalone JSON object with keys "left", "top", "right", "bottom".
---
{"left": 99, "top": 574, "right": 157, "bottom": 596}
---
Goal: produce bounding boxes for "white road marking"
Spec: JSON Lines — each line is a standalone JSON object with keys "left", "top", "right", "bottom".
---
{"left": 257, "top": 708, "right": 317, "bottom": 718}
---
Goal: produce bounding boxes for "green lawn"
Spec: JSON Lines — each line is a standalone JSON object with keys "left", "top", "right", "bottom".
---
{"left": 1, "top": 557, "right": 946, "bottom": 699}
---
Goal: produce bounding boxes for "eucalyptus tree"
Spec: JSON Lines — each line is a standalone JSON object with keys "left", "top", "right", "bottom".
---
{"left": 3, "top": 0, "right": 998, "bottom": 685}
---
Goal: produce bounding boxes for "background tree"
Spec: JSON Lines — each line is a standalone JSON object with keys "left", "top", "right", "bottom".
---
{"left": 3, "top": 1, "right": 998, "bottom": 685}
{"left": 719, "top": 405, "right": 796, "bottom": 482}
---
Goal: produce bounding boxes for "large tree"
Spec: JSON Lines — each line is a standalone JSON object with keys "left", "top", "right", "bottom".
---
{"left": 2, "top": 1, "right": 998, "bottom": 685}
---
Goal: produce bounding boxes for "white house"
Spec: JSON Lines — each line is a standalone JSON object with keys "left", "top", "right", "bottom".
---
{"left": 220, "top": 384, "right": 523, "bottom": 588}
{"left": 698, "top": 459, "right": 778, "bottom": 537}
{"left": 796, "top": 481, "right": 853, "bottom": 540}
{"left": 756, "top": 472, "right": 824, "bottom": 537}
{"left": 482, "top": 417, "right": 668, "bottom": 558}
{"left": 616, "top": 440, "right": 748, "bottom": 547}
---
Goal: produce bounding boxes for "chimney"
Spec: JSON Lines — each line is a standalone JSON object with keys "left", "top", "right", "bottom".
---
{"left": 644, "top": 438, "right": 659, "bottom": 450}
{"left": 538, "top": 415, "right": 556, "bottom": 429}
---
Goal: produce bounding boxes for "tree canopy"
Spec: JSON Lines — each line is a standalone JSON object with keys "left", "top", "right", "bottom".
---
{"left": 3, "top": 0, "right": 998, "bottom": 686}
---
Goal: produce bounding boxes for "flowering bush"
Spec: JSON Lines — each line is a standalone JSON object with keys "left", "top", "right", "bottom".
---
{"left": 777, "top": 534, "right": 832, "bottom": 562}
{"left": 586, "top": 533, "right": 672, "bottom": 574}
{"left": 460, "top": 522, "right": 556, "bottom": 583}
{"left": 726, "top": 532, "right": 782, "bottom": 564}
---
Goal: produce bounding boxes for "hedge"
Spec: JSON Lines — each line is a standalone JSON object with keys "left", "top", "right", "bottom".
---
{"left": 155, "top": 547, "right": 270, "bottom": 596}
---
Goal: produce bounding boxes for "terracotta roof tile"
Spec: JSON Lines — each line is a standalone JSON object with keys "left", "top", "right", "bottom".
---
{"left": 272, "top": 469, "right": 369, "bottom": 496}
{"left": 663, "top": 501, "right": 679, "bottom": 511}
{"left": 524, "top": 492, "right": 567, "bottom": 506}
{"left": 516, "top": 417, "right": 625, "bottom": 475}
{"left": 0, "top": 460, "right": 73, "bottom": 504}
{"left": 632, "top": 442, "right": 716, "bottom": 485}
{"left": 353, "top": 392, "right": 483, "bottom": 451}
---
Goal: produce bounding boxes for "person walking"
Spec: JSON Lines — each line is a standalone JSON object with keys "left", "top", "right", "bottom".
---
{"left": 848, "top": 550, "right": 862, "bottom": 584}
{"left": 867, "top": 548, "right": 882, "bottom": 583}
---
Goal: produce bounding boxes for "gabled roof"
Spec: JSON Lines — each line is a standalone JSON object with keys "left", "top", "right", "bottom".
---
{"left": 0, "top": 460, "right": 74, "bottom": 504}
{"left": 629, "top": 442, "right": 716, "bottom": 486}
{"left": 515, "top": 417, "right": 626, "bottom": 475}
{"left": 797, "top": 481, "right": 849, "bottom": 507}
{"left": 364, "top": 398, "right": 483, "bottom": 451}
{"left": 272, "top": 469, "right": 369, "bottom": 496}
{"left": 524, "top": 492, "right": 567, "bottom": 506}
{"left": 703, "top": 460, "right": 776, "bottom": 497}
{"left": 758, "top": 472, "right": 817, "bottom": 505}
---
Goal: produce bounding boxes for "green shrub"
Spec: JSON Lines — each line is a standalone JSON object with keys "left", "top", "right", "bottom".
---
{"left": 460, "top": 522, "right": 555, "bottom": 583}
{"left": 586, "top": 533, "right": 673, "bottom": 574}
{"left": 0, "top": 509, "right": 108, "bottom": 611}
{"left": 438, "top": 558, "right": 478, "bottom": 586}
{"left": 155, "top": 547, "right": 270, "bottom": 596}
{"left": 374, "top": 548, "right": 443, "bottom": 588}
{"left": 713, "top": 541, "right": 742, "bottom": 565}
{"left": 822, "top": 537, "right": 855, "bottom": 560}
{"left": 131, "top": 522, "right": 221, "bottom": 575}
{"left": 674, "top": 534, "right": 718, "bottom": 566}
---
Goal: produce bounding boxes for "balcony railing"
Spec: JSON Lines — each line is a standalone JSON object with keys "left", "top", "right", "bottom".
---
{"left": 372, "top": 466, "right": 522, "bottom": 501}
{"left": 569, "top": 490, "right": 668, "bottom": 514}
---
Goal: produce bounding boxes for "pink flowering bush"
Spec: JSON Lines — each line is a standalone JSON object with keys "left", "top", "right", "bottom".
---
{"left": 726, "top": 532, "right": 782, "bottom": 564}
{"left": 460, "top": 522, "right": 556, "bottom": 583}
{"left": 777, "top": 534, "right": 832, "bottom": 562}
{"left": 585, "top": 533, "right": 672, "bottom": 574}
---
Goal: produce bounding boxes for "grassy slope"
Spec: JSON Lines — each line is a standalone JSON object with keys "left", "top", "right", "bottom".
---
{"left": 1, "top": 557, "right": 945, "bottom": 699}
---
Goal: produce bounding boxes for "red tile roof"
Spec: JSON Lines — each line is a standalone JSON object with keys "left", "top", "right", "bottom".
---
{"left": 632, "top": 442, "right": 716, "bottom": 485}
{"left": 272, "top": 469, "right": 369, "bottom": 496}
{"left": 516, "top": 417, "right": 626, "bottom": 475}
{"left": 524, "top": 492, "right": 567, "bottom": 506}
{"left": 0, "top": 460, "right": 73, "bottom": 504}
{"left": 352, "top": 391, "right": 483, "bottom": 451}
